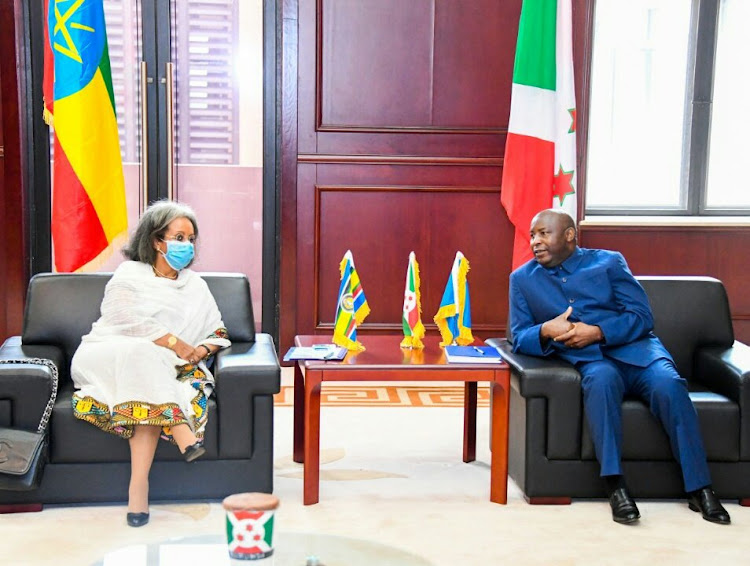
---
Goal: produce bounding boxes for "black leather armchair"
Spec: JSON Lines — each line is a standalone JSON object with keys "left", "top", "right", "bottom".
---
{"left": 487, "top": 276, "right": 750, "bottom": 505}
{"left": 0, "top": 272, "right": 280, "bottom": 509}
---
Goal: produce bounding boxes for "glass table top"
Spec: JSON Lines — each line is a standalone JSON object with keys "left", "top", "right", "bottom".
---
{"left": 92, "top": 532, "right": 434, "bottom": 565}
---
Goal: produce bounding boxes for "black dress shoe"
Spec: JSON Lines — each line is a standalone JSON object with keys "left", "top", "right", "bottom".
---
{"left": 687, "top": 487, "right": 731, "bottom": 524}
{"left": 609, "top": 487, "right": 640, "bottom": 524}
{"left": 182, "top": 441, "right": 205, "bottom": 463}
{"left": 126, "top": 512, "right": 149, "bottom": 527}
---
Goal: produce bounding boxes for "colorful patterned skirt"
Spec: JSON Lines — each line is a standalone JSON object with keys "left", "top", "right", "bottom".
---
{"left": 72, "top": 363, "right": 213, "bottom": 443}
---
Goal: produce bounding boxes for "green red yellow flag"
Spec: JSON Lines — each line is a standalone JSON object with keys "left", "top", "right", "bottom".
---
{"left": 45, "top": 0, "right": 128, "bottom": 272}
{"left": 400, "top": 251, "right": 425, "bottom": 349}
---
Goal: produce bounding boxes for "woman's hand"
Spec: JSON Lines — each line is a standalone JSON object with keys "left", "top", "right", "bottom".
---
{"left": 172, "top": 340, "right": 201, "bottom": 364}
{"left": 156, "top": 334, "right": 201, "bottom": 364}
{"left": 195, "top": 344, "right": 213, "bottom": 360}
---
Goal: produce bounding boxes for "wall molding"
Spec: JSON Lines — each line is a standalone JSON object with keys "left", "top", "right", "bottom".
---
{"left": 298, "top": 154, "right": 503, "bottom": 166}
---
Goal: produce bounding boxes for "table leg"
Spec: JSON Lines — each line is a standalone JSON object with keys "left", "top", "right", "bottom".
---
{"left": 303, "top": 369, "right": 323, "bottom": 505}
{"left": 490, "top": 371, "right": 510, "bottom": 504}
{"left": 293, "top": 362, "right": 305, "bottom": 463}
{"left": 463, "top": 381, "right": 477, "bottom": 462}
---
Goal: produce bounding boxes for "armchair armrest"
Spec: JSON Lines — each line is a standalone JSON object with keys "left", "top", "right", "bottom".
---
{"left": 214, "top": 333, "right": 281, "bottom": 395}
{"left": 695, "top": 341, "right": 750, "bottom": 459}
{"left": 0, "top": 336, "right": 66, "bottom": 380}
{"left": 0, "top": 337, "right": 60, "bottom": 431}
{"left": 487, "top": 338, "right": 581, "bottom": 399}
{"left": 213, "top": 333, "right": 281, "bottom": 459}
{"left": 486, "top": 337, "right": 583, "bottom": 460}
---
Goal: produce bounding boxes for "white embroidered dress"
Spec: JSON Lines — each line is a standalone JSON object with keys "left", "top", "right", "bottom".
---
{"left": 71, "top": 261, "right": 230, "bottom": 439}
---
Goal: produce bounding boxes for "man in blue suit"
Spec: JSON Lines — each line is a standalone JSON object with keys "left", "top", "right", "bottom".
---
{"left": 509, "top": 208, "right": 730, "bottom": 525}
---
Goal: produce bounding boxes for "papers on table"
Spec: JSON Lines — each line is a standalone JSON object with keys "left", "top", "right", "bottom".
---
{"left": 444, "top": 345, "right": 503, "bottom": 363}
{"left": 283, "top": 344, "right": 348, "bottom": 362}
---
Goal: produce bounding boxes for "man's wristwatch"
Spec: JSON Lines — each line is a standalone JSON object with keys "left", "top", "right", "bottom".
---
{"left": 167, "top": 335, "right": 178, "bottom": 349}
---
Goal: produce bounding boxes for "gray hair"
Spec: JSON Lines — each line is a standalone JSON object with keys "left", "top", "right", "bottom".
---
{"left": 122, "top": 200, "right": 199, "bottom": 265}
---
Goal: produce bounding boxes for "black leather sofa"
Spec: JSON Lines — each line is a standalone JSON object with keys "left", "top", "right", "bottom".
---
{"left": 0, "top": 272, "right": 280, "bottom": 509}
{"left": 487, "top": 276, "right": 750, "bottom": 505}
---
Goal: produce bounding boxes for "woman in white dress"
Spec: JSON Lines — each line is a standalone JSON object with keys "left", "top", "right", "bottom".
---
{"left": 71, "top": 201, "right": 230, "bottom": 527}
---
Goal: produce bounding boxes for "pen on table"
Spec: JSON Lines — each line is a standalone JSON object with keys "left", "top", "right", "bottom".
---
{"left": 472, "top": 346, "right": 485, "bottom": 355}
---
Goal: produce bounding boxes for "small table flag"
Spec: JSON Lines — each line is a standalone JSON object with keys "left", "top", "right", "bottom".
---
{"left": 400, "top": 251, "right": 426, "bottom": 349}
{"left": 332, "top": 250, "right": 370, "bottom": 351}
{"left": 434, "top": 251, "right": 473, "bottom": 347}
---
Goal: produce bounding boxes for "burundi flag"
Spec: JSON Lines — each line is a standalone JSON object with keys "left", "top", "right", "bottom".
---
{"left": 45, "top": 0, "right": 128, "bottom": 272}
{"left": 400, "top": 251, "right": 426, "bottom": 349}
{"left": 226, "top": 509, "right": 275, "bottom": 559}
{"left": 433, "top": 251, "right": 473, "bottom": 347}
{"left": 501, "top": 0, "right": 577, "bottom": 270}
{"left": 333, "top": 250, "right": 371, "bottom": 351}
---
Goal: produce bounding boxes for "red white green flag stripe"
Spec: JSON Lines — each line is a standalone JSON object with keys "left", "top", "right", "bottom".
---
{"left": 226, "top": 509, "right": 275, "bottom": 559}
{"left": 501, "top": 0, "right": 577, "bottom": 270}
{"left": 400, "top": 251, "right": 426, "bottom": 349}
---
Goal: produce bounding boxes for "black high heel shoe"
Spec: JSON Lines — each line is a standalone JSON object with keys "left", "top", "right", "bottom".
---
{"left": 182, "top": 441, "right": 205, "bottom": 463}
{"left": 126, "top": 512, "right": 150, "bottom": 527}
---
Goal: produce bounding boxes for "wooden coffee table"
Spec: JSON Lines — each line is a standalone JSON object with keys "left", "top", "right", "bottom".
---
{"left": 292, "top": 335, "right": 511, "bottom": 505}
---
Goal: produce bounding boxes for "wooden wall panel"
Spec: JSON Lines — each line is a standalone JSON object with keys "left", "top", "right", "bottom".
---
{"left": 308, "top": 185, "right": 511, "bottom": 331}
{"left": 0, "top": 44, "right": 5, "bottom": 340}
{"left": 319, "top": 0, "right": 520, "bottom": 131}
{"left": 292, "top": 161, "right": 514, "bottom": 347}
{"left": 310, "top": 132, "right": 505, "bottom": 159}
{"left": 279, "top": 0, "right": 300, "bottom": 356}
{"left": 580, "top": 228, "right": 750, "bottom": 344}
{"left": 283, "top": 0, "right": 523, "bottom": 353}
{"left": 0, "top": 0, "right": 26, "bottom": 341}
{"left": 432, "top": 0, "right": 519, "bottom": 128}
{"left": 320, "top": 0, "right": 434, "bottom": 128}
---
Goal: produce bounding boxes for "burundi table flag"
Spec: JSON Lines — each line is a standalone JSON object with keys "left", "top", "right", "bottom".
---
{"left": 501, "top": 0, "right": 577, "bottom": 270}
{"left": 44, "top": 0, "right": 128, "bottom": 272}
{"left": 333, "top": 250, "right": 371, "bottom": 351}
{"left": 400, "top": 251, "right": 426, "bottom": 349}
{"left": 433, "top": 251, "right": 473, "bottom": 347}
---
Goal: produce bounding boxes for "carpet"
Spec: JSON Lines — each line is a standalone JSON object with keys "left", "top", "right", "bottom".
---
{"left": 273, "top": 385, "right": 491, "bottom": 407}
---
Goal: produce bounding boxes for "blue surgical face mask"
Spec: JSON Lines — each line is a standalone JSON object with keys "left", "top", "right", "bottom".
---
{"left": 161, "top": 239, "right": 195, "bottom": 271}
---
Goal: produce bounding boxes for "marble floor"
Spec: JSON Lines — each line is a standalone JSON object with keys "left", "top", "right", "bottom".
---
{"left": 2, "top": 382, "right": 748, "bottom": 565}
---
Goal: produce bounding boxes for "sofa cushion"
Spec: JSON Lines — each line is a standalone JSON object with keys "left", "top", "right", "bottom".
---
{"left": 50, "top": 386, "right": 219, "bottom": 464}
{"left": 581, "top": 391, "right": 739, "bottom": 462}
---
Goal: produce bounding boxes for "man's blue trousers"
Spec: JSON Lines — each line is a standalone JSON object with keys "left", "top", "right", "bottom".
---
{"left": 577, "top": 357, "right": 711, "bottom": 492}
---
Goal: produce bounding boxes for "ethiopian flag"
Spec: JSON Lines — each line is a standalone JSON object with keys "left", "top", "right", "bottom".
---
{"left": 45, "top": 0, "right": 128, "bottom": 272}
{"left": 433, "top": 251, "right": 473, "bottom": 347}
{"left": 333, "top": 250, "right": 371, "bottom": 351}
{"left": 400, "top": 251, "right": 425, "bottom": 349}
{"left": 501, "top": 0, "right": 576, "bottom": 270}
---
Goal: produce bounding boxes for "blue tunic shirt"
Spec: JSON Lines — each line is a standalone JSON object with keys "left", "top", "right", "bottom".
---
{"left": 509, "top": 247, "right": 672, "bottom": 367}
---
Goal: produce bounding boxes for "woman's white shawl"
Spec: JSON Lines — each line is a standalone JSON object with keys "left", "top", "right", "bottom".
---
{"left": 71, "top": 261, "right": 231, "bottom": 422}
